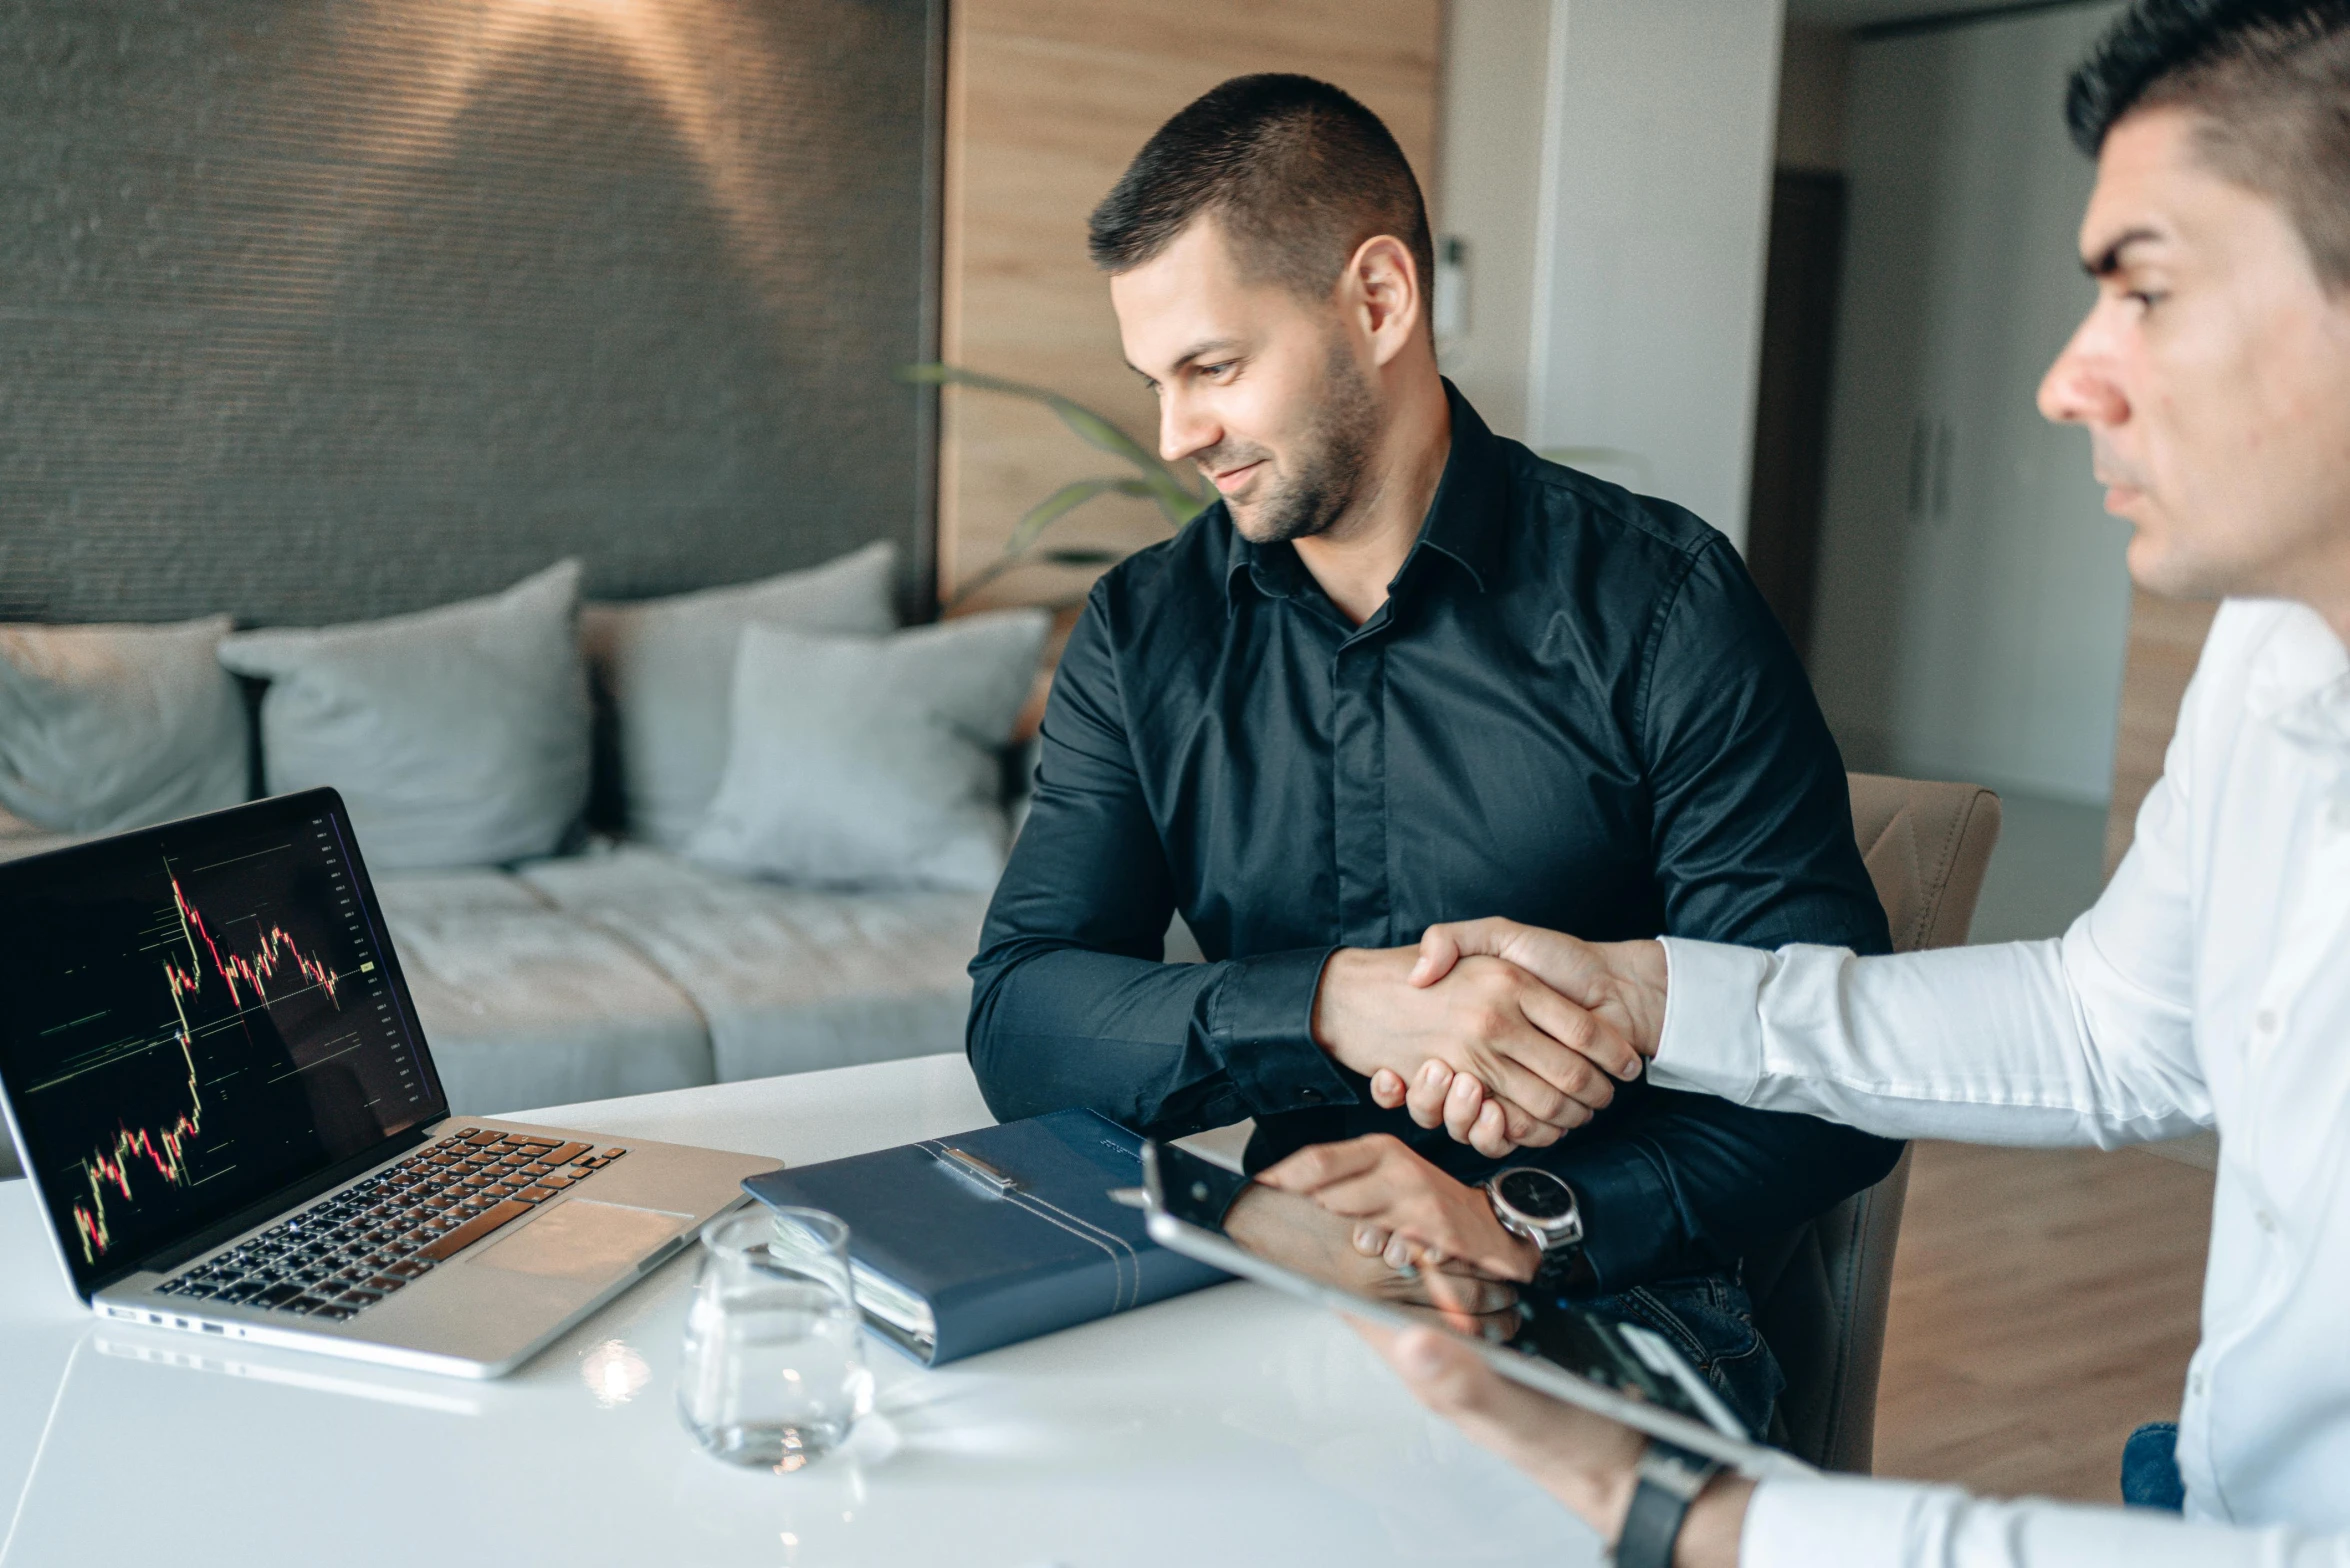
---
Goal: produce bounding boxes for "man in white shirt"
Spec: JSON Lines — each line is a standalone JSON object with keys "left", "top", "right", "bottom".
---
{"left": 1253, "top": 0, "right": 2350, "bottom": 1562}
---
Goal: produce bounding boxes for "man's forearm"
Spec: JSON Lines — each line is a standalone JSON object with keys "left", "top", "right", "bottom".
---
{"left": 966, "top": 939, "right": 1350, "bottom": 1133}
{"left": 1653, "top": 937, "right": 2211, "bottom": 1147}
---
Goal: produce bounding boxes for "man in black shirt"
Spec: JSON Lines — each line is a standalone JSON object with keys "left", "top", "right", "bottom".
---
{"left": 966, "top": 73, "right": 1898, "bottom": 1432}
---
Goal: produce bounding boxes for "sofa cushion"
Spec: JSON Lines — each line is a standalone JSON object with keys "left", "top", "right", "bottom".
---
{"left": 0, "top": 615, "right": 248, "bottom": 834}
{"left": 519, "top": 847, "right": 984, "bottom": 1082}
{"left": 687, "top": 610, "right": 1050, "bottom": 891}
{"left": 374, "top": 867, "right": 715, "bottom": 1113}
{"left": 581, "top": 543, "right": 898, "bottom": 850}
{"left": 0, "top": 812, "right": 85, "bottom": 865}
{"left": 219, "top": 562, "right": 591, "bottom": 871}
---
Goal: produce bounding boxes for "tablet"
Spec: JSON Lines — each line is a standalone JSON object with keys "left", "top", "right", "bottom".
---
{"left": 1140, "top": 1140, "right": 1813, "bottom": 1481}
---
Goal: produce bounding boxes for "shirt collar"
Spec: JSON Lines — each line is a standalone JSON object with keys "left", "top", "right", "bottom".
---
{"left": 2245, "top": 599, "right": 2350, "bottom": 749}
{"left": 1222, "top": 380, "right": 1504, "bottom": 615}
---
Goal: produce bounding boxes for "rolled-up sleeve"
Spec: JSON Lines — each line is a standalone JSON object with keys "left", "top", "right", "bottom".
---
{"left": 967, "top": 592, "right": 1355, "bottom": 1137}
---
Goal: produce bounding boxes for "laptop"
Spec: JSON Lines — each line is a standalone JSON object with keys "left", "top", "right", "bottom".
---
{"left": 0, "top": 788, "right": 780, "bottom": 1378}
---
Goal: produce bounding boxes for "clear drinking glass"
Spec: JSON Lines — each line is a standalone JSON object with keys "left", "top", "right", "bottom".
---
{"left": 678, "top": 1206, "right": 872, "bottom": 1469}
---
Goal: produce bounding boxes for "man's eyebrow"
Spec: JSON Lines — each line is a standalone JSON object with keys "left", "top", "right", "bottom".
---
{"left": 1124, "top": 338, "right": 1246, "bottom": 384}
{"left": 2084, "top": 225, "right": 2163, "bottom": 278}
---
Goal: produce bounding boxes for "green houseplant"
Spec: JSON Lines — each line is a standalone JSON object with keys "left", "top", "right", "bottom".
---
{"left": 905, "top": 364, "right": 1213, "bottom": 608}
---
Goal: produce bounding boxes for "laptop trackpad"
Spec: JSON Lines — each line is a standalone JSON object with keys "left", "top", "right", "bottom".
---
{"left": 467, "top": 1200, "right": 693, "bottom": 1282}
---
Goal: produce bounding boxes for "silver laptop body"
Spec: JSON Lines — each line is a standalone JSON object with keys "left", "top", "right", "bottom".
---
{"left": 0, "top": 789, "right": 778, "bottom": 1378}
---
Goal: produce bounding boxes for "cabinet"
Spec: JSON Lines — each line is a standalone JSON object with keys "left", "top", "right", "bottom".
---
{"left": 1807, "top": 2, "right": 2131, "bottom": 804}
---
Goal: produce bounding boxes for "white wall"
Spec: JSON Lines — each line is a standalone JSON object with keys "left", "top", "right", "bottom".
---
{"left": 1526, "top": 0, "right": 1787, "bottom": 551}
{"left": 1432, "top": 0, "right": 1552, "bottom": 443}
{"left": 1806, "top": 3, "right": 2132, "bottom": 804}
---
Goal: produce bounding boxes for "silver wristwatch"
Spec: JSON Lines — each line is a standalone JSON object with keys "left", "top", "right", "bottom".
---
{"left": 1485, "top": 1167, "right": 1585, "bottom": 1254}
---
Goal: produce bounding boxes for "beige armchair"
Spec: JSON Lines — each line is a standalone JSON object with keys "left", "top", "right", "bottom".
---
{"left": 1750, "top": 772, "right": 2003, "bottom": 1472}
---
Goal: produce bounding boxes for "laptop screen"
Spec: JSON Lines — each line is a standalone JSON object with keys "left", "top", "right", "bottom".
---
{"left": 0, "top": 791, "right": 445, "bottom": 1296}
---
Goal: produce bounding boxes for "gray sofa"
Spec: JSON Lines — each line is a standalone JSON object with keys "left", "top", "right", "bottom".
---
{"left": 379, "top": 846, "right": 990, "bottom": 1111}
{"left": 0, "top": 825, "right": 1000, "bottom": 1184}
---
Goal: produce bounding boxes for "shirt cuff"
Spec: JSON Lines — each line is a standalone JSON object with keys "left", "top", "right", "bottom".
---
{"left": 1651, "top": 937, "right": 1772, "bottom": 1104}
{"left": 1742, "top": 1475, "right": 1944, "bottom": 1568}
{"left": 1533, "top": 1142, "right": 1676, "bottom": 1295}
{"left": 1207, "top": 946, "right": 1357, "bottom": 1117}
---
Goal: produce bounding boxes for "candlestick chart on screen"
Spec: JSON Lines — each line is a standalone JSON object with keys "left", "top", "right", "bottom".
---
{"left": 26, "top": 855, "right": 349, "bottom": 1265}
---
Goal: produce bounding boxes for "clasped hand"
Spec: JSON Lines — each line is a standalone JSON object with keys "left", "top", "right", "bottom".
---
{"left": 1314, "top": 920, "right": 1669, "bottom": 1157}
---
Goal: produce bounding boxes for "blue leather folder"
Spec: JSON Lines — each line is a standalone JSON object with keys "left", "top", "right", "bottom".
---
{"left": 741, "top": 1109, "right": 1231, "bottom": 1365}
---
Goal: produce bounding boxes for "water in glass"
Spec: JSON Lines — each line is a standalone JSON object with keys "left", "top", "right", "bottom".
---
{"left": 678, "top": 1206, "right": 872, "bottom": 1469}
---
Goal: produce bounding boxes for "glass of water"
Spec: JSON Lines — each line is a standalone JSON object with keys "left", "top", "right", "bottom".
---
{"left": 678, "top": 1206, "right": 872, "bottom": 1469}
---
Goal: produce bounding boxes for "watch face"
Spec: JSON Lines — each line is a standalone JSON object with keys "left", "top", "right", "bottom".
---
{"left": 1495, "top": 1168, "right": 1575, "bottom": 1222}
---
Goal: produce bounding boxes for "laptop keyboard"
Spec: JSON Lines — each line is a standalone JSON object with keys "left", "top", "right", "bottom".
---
{"left": 150, "top": 1128, "right": 629, "bottom": 1323}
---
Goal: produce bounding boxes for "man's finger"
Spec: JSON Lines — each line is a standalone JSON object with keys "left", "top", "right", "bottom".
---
{"left": 1353, "top": 1224, "right": 1392, "bottom": 1257}
{"left": 1493, "top": 1099, "right": 1567, "bottom": 1148}
{"left": 1257, "top": 1136, "right": 1391, "bottom": 1194}
{"left": 1419, "top": 1267, "right": 1517, "bottom": 1318}
{"left": 1408, "top": 924, "right": 1462, "bottom": 987}
{"left": 1470, "top": 1099, "right": 1514, "bottom": 1159}
{"left": 1369, "top": 1067, "right": 1410, "bottom": 1109}
{"left": 1443, "top": 1069, "right": 1485, "bottom": 1144}
{"left": 1405, "top": 1060, "right": 1455, "bottom": 1128}
{"left": 1411, "top": 918, "right": 1530, "bottom": 988}
{"left": 1518, "top": 983, "right": 1642, "bottom": 1084}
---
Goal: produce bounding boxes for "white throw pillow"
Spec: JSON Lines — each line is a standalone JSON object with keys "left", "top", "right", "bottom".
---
{"left": 580, "top": 542, "right": 898, "bottom": 849}
{"left": 0, "top": 615, "right": 249, "bottom": 833}
{"left": 218, "top": 562, "right": 589, "bottom": 871}
{"left": 687, "top": 610, "right": 1050, "bottom": 891}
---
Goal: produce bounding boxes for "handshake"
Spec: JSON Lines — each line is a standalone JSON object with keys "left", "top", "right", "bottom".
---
{"left": 1312, "top": 918, "right": 1673, "bottom": 1159}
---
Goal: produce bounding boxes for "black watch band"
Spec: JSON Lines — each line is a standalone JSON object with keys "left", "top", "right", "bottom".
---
{"left": 1612, "top": 1442, "right": 1723, "bottom": 1568}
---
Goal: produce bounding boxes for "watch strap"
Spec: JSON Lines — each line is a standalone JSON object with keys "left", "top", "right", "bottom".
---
{"left": 1612, "top": 1442, "right": 1722, "bottom": 1568}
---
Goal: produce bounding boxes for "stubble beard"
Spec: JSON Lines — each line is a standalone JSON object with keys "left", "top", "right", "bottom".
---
{"left": 1220, "top": 339, "right": 1380, "bottom": 546}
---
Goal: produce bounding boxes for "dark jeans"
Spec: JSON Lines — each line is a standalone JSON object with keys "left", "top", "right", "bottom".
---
{"left": 1566, "top": 1274, "right": 1784, "bottom": 1438}
{"left": 2122, "top": 1422, "right": 2186, "bottom": 1511}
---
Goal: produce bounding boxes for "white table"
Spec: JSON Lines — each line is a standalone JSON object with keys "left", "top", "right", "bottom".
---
{"left": 0, "top": 1055, "right": 1594, "bottom": 1567}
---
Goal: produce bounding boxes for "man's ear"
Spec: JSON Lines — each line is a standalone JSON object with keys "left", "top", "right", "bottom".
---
{"left": 1342, "top": 234, "right": 1425, "bottom": 367}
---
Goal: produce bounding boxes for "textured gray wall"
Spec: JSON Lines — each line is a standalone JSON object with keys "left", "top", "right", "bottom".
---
{"left": 0, "top": 0, "right": 940, "bottom": 627}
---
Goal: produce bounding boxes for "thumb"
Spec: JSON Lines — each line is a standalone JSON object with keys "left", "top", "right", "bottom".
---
{"left": 1409, "top": 925, "right": 1463, "bottom": 986}
{"left": 1410, "top": 917, "right": 1523, "bottom": 986}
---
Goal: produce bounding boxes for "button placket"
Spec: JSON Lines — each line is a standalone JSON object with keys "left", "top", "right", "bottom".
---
{"left": 1329, "top": 643, "right": 1391, "bottom": 949}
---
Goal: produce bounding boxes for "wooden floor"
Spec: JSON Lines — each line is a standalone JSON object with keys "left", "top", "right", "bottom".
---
{"left": 1870, "top": 1140, "right": 2215, "bottom": 1501}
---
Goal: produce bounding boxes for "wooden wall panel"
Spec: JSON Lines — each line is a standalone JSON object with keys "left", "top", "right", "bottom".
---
{"left": 938, "top": 0, "right": 1442, "bottom": 614}
{"left": 2103, "top": 591, "right": 2219, "bottom": 875}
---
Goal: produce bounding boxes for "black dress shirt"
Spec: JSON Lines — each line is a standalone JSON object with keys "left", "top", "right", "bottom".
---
{"left": 968, "top": 386, "right": 1900, "bottom": 1291}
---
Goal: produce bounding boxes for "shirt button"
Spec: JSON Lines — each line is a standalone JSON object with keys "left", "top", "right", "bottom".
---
{"left": 2190, "top": 1371, "right": 2206, "bottom": 1397}
{"left": 2330, "top": 797, "right": 2350, "bottom": 831}
{"left": 1298, "top": 1088, "right": 1323, "bottom": 1105}
{"left": 2256, "top": 1208, "right": 2278, "bottom": 1234}
{"left": 2255, "top": 1009, "right": 2279, "bottom": 1033}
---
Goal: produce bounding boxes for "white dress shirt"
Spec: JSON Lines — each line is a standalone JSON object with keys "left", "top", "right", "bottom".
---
{"left": 1652, "top": 599, "right": 2350, "bottom": 1567}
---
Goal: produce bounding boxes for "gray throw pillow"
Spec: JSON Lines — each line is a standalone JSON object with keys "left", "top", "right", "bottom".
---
{"left": 687, "top": 610, "right": 1051, "bottom": 891}
{"left": 580, "top": 542, "right": 898, "bottom": 849}
{"left": 218, "top": 562, "right": 589, "bottom": 870}
{"left": 0, "top": 615, "right": 249, "bottom": 833}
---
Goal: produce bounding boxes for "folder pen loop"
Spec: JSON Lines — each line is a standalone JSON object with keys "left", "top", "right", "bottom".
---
{"left": 934, "top": 1145, "right": 1021, "bottom": 1197}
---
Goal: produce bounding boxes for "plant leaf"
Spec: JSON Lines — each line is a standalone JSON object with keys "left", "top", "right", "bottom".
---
{"left": 903, "top": 362, "right": 1213, "bottom": 519}
{"left": 1005, "top": 477, "right": 1154, "bottom": 557}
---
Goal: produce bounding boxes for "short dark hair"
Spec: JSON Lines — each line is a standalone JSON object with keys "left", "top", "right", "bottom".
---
{"left": 2066, "top": 0, "right": 2350, "bottom": 286}
{"left": 1088, "top": 73, "right": 1435, "bottom": 308}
